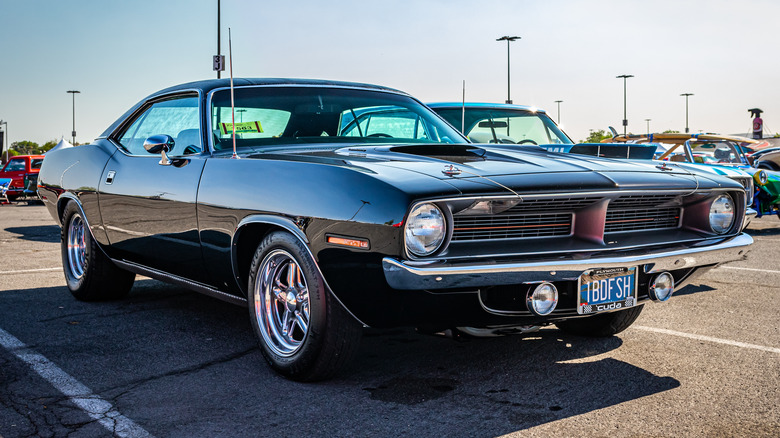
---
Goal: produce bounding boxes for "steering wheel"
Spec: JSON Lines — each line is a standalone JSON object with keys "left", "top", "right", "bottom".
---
{"left": 518, "top": 139, "right": 538, "bottom": 145}
{"left": 366, "top": 133, "right": 393, "bottom": 138}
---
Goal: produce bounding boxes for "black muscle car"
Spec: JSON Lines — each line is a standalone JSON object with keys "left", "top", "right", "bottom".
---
{"left": 38, "top": 79, "right": 752, "bottom": 381}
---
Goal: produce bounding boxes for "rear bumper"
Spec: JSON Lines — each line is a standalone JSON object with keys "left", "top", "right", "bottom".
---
{"left": 383, "top": 233, "right": 753, "bottom": 290}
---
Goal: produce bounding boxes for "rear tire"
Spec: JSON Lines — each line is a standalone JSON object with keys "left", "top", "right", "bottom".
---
{"left": 248, "top": 231, "right": 362, "bottom": 381}
{"left": 60, "top": 202, "right": 135, "bottom": 301}
{"left": 556, "top": 305, "right": 644, "bottom": 337}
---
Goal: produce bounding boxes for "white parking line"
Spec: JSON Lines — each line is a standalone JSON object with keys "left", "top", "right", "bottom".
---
{"left": 0, "top": 267, "right": 60, "bottom": 275}
{"left": 718, "top": 266, "right": 780, "bottom": 274}
{"left": 0, "top": 327, "right": 153, "bottom": 437}
{"left": 634, "top": 326, "right": 780, "bottom": 354}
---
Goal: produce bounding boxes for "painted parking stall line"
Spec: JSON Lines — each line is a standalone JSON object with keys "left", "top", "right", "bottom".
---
{"left": 0, "top": 327, "right": 153, "bottom": 437}
{"left": 0, "top": 267, "right": 61, "bottom": 275}
{"left": 718, "top": 266, "right": 780, "bottom": 275}
{"left": 634, "top": 326, "right": 780, "bottom": 354}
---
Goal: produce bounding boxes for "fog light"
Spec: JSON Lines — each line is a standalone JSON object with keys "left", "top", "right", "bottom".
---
{"left": 527, "top": 283, "right": 558, "bottom": 316}
{"left": 649, "top": 272, "right": 674, "bottom": 302}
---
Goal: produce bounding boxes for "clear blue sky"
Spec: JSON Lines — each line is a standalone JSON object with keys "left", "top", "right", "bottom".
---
{"left": 1, "top": 0, "right": 778, "bottom": 146}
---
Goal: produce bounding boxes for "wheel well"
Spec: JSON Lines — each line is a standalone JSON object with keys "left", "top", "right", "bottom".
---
{"left": 757, "top": 161, "right": 779, "bottom": 171}
{"left": 234, "top": 223, "right": 285, "bottom": 297}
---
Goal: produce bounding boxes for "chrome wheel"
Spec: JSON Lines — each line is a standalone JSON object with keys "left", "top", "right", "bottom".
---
{"left": 66, "top": 213, "right": 87, "bottom": 280}
{"left": 254, "top": 249, "right": 310, "bottom": 357}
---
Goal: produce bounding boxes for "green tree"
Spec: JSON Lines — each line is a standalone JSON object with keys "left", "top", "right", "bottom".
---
{"left": 582, "top": 129, "right": 612, "bottom": 143}
{"left": 10, "top": 140, "right": 39, "bottom": 155}
{"left": 41, "top": 140, "right": 57, "bottom": 153}
{"left": 662, "top": 129, "right": 680, "bottom": 134}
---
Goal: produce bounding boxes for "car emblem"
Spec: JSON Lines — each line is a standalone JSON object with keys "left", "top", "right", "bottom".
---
{"left": 442, "top": 165, "right": 462, "bottom": 176}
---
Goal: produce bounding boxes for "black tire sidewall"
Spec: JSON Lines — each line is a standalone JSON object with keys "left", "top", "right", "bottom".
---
{"left": 248, "top": 231, "right": 329, "bottom": 377}
{"left": 61, "top": 202, "right": 90, "bottom": 293}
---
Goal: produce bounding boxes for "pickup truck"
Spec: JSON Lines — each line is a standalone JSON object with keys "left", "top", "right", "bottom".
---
{"left": 0, "top": 155, "right": 45, "bottom": 201}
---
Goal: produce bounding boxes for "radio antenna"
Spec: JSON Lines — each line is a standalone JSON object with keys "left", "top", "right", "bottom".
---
{"left": 461, "top": 80, "right": 466, "bottom": 133}
{"left": 229, "top": 27, "right": 238, "bottom": 159}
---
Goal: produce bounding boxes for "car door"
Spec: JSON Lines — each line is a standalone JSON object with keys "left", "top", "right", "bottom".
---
{"left": 98, "top": 93, "right": 212, "bottom": 285}
{"left": 0, "top": 157, "right": 28, "bottom": 192}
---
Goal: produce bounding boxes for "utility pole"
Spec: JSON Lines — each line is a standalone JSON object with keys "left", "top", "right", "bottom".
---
{"left": 66, "top": 90, "right": 80, "bottom": 145}
{"left": 496, "top": 36, "right": 520, "bottom": 104}
{"left": 616, "top": 75, "right": 634, "bottom": 136}
{"left": 554, "top": 100, "right": 563, "bottom": 124}
{"left": 645, "top": 118, "right": 651, "bottom": 136}
{"left": 681, "top": 93, "right": 694, "bottom": 133}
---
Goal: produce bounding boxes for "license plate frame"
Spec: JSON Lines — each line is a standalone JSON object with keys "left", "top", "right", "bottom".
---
{"left": 577, "top": 267, "right": 637, "bottom": 315}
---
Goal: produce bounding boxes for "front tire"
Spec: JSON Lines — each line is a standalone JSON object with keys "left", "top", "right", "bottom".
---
{"left": 61, "top": 201, "right": 135, "bottom": 301}
{"left": 248, "top": 231, "right": 362, "bottom": 381}
{"left": 556, "top": 305, "right": 644, "bottom": 337}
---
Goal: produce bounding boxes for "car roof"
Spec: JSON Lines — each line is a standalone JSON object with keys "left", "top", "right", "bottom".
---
{"left": 149, "top": 78, "right": 408, "bottom": 100}
{"left": 427, "top": 102, "right": 547, "bottom": 114}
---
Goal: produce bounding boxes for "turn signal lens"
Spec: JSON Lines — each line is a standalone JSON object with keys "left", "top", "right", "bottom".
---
{"left": 526, "top": 283, "right": 558, "bottom": 316}
{"left": 649, "top": 272, "right": 674, "bottom": 302}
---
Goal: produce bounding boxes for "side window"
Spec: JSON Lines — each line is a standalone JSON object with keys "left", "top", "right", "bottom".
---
{"left": 31, "top": 159, "right": 44, "bottom": 169}
{"left": 4, "top": 159, "right": 26, "bottom": 172}
{"left": 117, "top": 96, "right": 201, "bottom": 156}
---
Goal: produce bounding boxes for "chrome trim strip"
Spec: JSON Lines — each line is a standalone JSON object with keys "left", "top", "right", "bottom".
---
{"left": 112, "top": 260, "right": 248, "bottom": 306}
{"left": 383, "top": 233, "right": 752, "bottom": 290}
{"left": 415, "top": 188, "right": 738, "bottom": 205}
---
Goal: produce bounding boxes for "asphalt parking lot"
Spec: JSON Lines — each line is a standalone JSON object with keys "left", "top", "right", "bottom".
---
{"left": 0, "top": 204, "right": 777, "bottom": 437}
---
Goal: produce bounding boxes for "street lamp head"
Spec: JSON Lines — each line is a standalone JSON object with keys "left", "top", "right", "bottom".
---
{"left": 67, "top": 90, "right": 81, "bottom": 94}
{"left": 616, "top": 74, "right": 634, "bottom": 79}
{"left": 680, "top": 93, "right": 694, "bottom": 97}
{"left": 496, "top": 36, "right": 521, "bottom": 41}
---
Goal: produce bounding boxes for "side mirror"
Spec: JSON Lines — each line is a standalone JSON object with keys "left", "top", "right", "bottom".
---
{"left": 144, "top": 135, "right": 175, "bottom": 165}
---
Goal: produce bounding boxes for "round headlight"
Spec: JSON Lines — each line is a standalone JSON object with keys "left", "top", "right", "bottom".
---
{"left": 754, "top": 170, "right": 768, "bottom": 186}
{"left": 405, "top": 203, "right": 446, "bottom": 256}
{"left": 709, "top": 194, "right": 735, "bottom": 234}
{"left": 526, "top": 283, "right": 558, "bottom": 316}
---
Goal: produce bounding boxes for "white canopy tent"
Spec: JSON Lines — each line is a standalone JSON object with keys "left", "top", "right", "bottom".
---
{"left": 46, "top": 138, "right": 74, "bottom": 154}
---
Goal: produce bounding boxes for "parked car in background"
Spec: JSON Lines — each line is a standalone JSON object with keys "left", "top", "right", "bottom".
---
{"left": 607, "top": 133, "right": 779, "bottom": 219}
{"left": 0, "top": 154, "right": 44, "bottom": 201}
{"left": 39, "top": 80, "right": 752, "bottom": 380}
{"left": 429, "top": 103, "right": 756, "bottom": 220}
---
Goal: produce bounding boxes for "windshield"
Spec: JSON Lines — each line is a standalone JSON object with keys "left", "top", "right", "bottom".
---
{"left": 432, "top": 107, "right": 572, "bottom": 146}
{"left": 689, "top": 141, "right": 746, "bottom": 165}
{"left": 210, "top": 87, "right": 466, "bottom": 151}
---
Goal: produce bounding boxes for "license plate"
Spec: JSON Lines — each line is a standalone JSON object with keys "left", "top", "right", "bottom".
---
{"left": 577, "top": 267, "right": 637, "bottom": 315}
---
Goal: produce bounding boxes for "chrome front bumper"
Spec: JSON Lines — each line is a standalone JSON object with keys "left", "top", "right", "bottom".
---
{"left": 383, "top": 233, "right": 753, "bottom": 290}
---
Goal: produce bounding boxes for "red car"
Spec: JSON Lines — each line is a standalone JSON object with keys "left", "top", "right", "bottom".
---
{"left": 0, "top": 155, "right": 45, "bottom": 201}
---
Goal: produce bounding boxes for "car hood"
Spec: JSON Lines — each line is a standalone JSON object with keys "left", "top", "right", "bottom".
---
{"left": 245, "top": 143, "right": 736, "bottom": 194}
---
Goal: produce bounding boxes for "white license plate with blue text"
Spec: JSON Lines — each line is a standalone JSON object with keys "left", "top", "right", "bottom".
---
{"left": 577, "top": 267, "right": 637, "bottom": 315}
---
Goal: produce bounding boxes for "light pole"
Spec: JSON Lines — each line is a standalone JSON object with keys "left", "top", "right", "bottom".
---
{"left": 681, "top": 93, "right": 693, "bottom": 133}
{"left": 645, "top": 118, "right": 651, "bottom": 135}
{"left": 616, "top": 74, "right": 633, "bottom": 136}
{"left": 67, "top": 90, "right": 80, "bottom": 145}
{"left": 496, "top": 36, "right": 520, "bottom": 104}
{"left": 0, "top": 120, "right": 7, "bottom": 163}
{"left": 554, "top": 100, "right": 563, "bottom": 124}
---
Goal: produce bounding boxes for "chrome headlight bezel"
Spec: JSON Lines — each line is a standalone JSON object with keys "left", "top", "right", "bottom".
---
{"left": 754, "top": 169, "right": 768, "bottom": 186}
{"left": 404, "top": 202, "right": 448, "bottom": 257}
{"left": 708, "top": 193, "right": 735, "bottom": 234}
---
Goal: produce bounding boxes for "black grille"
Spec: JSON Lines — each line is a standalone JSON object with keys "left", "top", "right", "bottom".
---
{"left": 452, "top": 212, "right": 572, "bottom": 241}
{"left": 605, "top": 207, "right": 680, "bottom": 232}
{"left": 504, "top": 196, "right": 603, "bottom": 212}
{"left": 608, "top": 194, "right": 680, "bottom": 208}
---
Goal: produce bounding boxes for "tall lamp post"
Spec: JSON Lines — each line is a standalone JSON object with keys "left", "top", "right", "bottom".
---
{"left": 680, "top": 93, "right": 693, "bottom": 133}
{"left": 0, "top": 120, "right": 7, "bottom": 163}
{"left": 554, "top": 100, "right": 563, "bottom": 124}
{"left": 616, "top": 75, "right": 633, "bottom": 136}
{"left": 496, "top": 36, "right": 520, "bottom": 104}
{"left": 67, "top": 90, "right": 80, "bottom": 145}
{"left": 645, "top": 118, "right": 651, "bottom": 135}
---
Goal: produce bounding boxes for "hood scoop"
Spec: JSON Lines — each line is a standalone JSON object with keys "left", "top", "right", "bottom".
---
{"left": 389, "top": 144, "right": 487, "bottom": 163}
